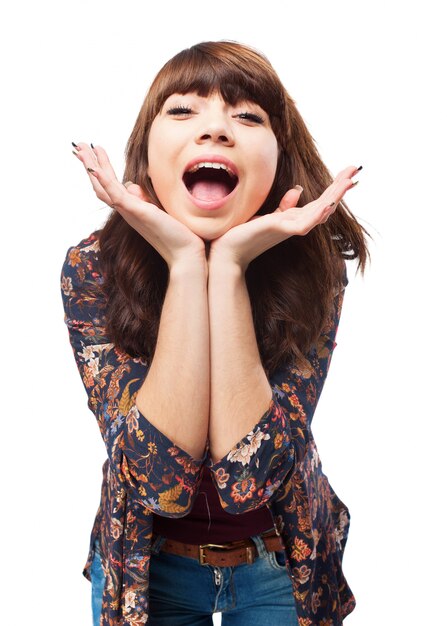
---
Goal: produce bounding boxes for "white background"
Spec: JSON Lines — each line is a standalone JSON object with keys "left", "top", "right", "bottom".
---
{"left": 2, "top": 1, "right": 445, "bottom": 624}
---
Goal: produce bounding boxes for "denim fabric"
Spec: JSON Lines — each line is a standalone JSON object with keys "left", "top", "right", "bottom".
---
{"left": 91, "top": 532, "right": 295, "bottom": 626}
{"left": 90, "top": 541, "right": 106, "bottom": 626}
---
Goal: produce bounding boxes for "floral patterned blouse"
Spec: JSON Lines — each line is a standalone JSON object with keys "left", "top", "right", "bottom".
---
{"left": 61, "top": 231, "right": 356, "bottom": 626}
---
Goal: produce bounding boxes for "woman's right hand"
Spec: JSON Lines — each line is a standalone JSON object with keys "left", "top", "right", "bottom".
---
{"left": 72, "top": 143, "right": 206, "bottom": 270}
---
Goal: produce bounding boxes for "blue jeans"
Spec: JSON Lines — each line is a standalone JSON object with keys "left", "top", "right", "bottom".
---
{"left": 91, "top": 531, "right": 296, "bottom": 625}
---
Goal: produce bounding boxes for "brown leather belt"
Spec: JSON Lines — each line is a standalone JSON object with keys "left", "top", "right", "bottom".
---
{"left": 156, "top": 528, "right": 284, "bottom": 567}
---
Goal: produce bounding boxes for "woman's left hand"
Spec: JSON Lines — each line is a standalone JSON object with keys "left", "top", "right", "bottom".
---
{"left": 208, "top": 165, "right": 360, "bottom": 271}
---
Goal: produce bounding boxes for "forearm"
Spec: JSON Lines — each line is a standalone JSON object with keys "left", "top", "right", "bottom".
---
{"left": 136, "top": 260, "right": 210, "bottom": 461}
{"left": 207, "top": 261, "right": 272, "bottom": 464}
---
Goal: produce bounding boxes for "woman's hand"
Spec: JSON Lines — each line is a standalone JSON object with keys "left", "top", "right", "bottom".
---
{"left": 72, "top": 143, "right": 206, "bottom": 270}
{"left": 208, "top": 165, "right": 361, "bottom": 271}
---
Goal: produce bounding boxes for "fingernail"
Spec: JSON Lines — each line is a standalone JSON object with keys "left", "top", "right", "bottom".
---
{"left": 351, "top": 180, "right": 359, "bottom": 187}
{"left": 294, "top": 185, "right": 304, "bottom": 192}
{"left": 330, "top": 202, "right": 336, "bottom": 207}
{"left": 356, "top": 165, "right": 363, "bottom": 172}
{"left": 72, "top": 150, "right": 78, "bottom": 156}
{"left": 72, "top": 141, "right": 80, "bottom": 150}
{"left": 87, "top": 167, "right": 96, "bottom": 173}
{"left": 91, "top": 143, "right": 95, "bottom": 149}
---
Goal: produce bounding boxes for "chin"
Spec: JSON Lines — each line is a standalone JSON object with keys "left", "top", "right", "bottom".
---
{"left": 193, "top": 228, "right": 226, "bottom": 242}
{"left": 187, "top": 219, "right": 232, "bottom": 242}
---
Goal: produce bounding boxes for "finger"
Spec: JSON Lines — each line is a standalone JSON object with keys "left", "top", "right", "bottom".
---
{"left": 91, "top": 144, "right": 119, "bottom": 181}
{"left": 320, "top": 200, "right": 338, "bottom": 223}
{"left": 333, "top": 164, "right": 361, "bottom": 184}
{"left": 311, "top": 194, "right": 343, "bottom": 228}
{"left": 124, "top": 182, "right": 151, "bottom": 203}
{"left": 86, "top": 164, "right": 151, "bottom": 219}
{"left": 277, "top": 165, "right": 362, "bottom": 237}
{"left": 73, "top": 143, "right": 142, "bottom": 210}
{"left": 275, "top": 185, "right": 304, "bottom": 213}
{"left": 72, "top": 142, "right": 112, "bottom": 203}
{"left": 319, "top": 165, "right": 360, "bottom": 203}
{"left": 74, "top": 142, "right": 98, "bottom": 167}
{"left": 319, "top": 166, "right": 360, "bottom": 207}
{"left": 88, "top": 148, "right": 152, "bottom": 206}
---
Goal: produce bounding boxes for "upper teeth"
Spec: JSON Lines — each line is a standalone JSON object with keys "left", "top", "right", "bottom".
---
{"left": 187, "top": 162, "right": 236, "bottom": 176}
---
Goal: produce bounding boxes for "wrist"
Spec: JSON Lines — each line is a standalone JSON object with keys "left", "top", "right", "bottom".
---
{"left": 208, "top": 246, "right": 247, "bottom": 275}
{"left": 208, "top": 256, "right": 245, "bottom": 280}
{"left": 170, "top": 255, "right": 209, "bottom": 281}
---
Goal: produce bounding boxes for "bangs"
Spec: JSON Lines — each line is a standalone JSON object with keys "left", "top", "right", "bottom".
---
{"left": 149, "top": 43, "right": 285, "bottom": 122}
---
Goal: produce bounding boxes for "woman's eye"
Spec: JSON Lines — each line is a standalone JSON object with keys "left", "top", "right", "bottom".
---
{"left": 166, "top": 106, "right": 193, "bottom": 116}
{"left": 236, "top": 112, "right": 265, "bottom": 124}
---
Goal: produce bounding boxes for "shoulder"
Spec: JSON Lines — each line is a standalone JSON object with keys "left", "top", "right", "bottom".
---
{"left": 61, "top": 230, "right": 102, "bottom": 288}
{"left": 63, "top": 230, "right": 102, "bottom": 270}
{"left": 60, "top": 230, "right": 106, "bottom": 317}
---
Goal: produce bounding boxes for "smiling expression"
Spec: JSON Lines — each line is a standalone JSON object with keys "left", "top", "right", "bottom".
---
{"left": 147, "top": 92, "right": 279, "bottom": 241}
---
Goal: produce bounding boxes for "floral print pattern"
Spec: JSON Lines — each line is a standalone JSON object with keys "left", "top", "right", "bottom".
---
{"left": 61, "top": 232, "right": 355, "bottom": 625}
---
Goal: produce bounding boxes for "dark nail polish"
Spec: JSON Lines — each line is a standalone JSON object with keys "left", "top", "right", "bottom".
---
{"left": 72, "top": 150, "right": 78, "bottom": 156}
{"left": 91, "top": 143, "right": 95, "bottom": 149}
{"left": 87, "top": 167, "right": 96, "bottom": 173}
{"left": 72, "top": 141, "right": 79, "bottom": 149}
{"left": 356, "top": 165, "right": 363, "bottom": 172}
{"left": 351, "top": 180, "right": 359, "bottom": 187}
{"left": 330, "top": 202, "right": 336, "bottom": 207}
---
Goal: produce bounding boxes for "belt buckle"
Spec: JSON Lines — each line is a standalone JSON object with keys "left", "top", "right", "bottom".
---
{"left": 199, "top": 543, "right": 229, "bottom": 566}
{"left": 199, "top": 542, "right": 256, "bottom": 566}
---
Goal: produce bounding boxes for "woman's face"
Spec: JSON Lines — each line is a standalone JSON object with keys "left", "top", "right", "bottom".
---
{"left": 147, "top": 91, "right": 278, "bottom": 241}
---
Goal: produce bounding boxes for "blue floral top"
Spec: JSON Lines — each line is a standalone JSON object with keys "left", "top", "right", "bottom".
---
{"left": 61, "top": 231, "right": 355, "bottom": 625}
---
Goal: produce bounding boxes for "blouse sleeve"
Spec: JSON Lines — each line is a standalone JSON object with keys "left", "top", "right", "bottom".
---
{"left": 206, "top": 269, "right": 347, "bottom": 514}
{"left": 60, "top": 234, "right": 208, "bottom": 518}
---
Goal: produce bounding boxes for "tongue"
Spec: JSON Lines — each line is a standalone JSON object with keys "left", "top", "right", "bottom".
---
{"left": 190, "top": 180, "right": 230, "bottom": 201}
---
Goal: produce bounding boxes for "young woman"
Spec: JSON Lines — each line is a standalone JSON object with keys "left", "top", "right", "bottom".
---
{"left": 61, "top": 41, "right": 368, "bottom": 626}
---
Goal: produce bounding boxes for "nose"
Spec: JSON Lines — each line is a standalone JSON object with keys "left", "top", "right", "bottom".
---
{"left": 195, "top": 113, "right": 235, "bottom": 147}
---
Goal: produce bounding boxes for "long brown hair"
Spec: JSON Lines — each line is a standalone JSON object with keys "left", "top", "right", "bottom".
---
{"left": 98, "top": 41, "right": 369, "bottom": 376}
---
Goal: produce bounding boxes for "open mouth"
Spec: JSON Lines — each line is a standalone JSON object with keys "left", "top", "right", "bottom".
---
{"left": 183, "top": 163, "right": 238, "bottom": 202}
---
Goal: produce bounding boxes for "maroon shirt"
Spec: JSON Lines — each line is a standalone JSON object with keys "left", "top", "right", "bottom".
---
{"left": 153, "top": 465, "right": 275, "bottom": 544}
